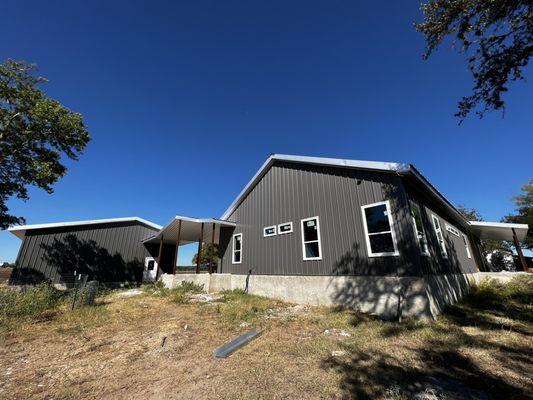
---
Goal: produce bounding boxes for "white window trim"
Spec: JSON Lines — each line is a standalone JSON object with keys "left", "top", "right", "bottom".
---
{"left": 410, "top": 202, "right": 430, "bottom": 256}
{"left": 300, "top": 216, "right": 322, "bottom": 261}
{"left": 431, "top": 214, "right": 448, "bottom": 258}
{"left": 445, "top": 223, "right": 460, "bottom": 237}
{"left": 144, "top": 257, "right": 158, "bottom": 270}
{"left": 232, "top": 233, "right": 242, "bottom": 264}
{"left": 462, "top": 234, "right": 472, "bottom": 259}
{"left": 361, "top": 200, "right": 400, "bottom": 257}
{"left": 263, "top": 225, "right": 277, "bottom": 237}
{"left": 278, "top": 222, "right": 293, "bottom": 235}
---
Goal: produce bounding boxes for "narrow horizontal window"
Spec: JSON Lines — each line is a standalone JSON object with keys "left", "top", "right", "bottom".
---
{"left": 263, "top": 226, "right": 276, "bottom": 237}
{"left": 431, "top": 215, "right": 448, "bottom": 258}
{"left": 301, "top": 217, "right": 322, "bottom": 260}
{"left": 232, "top": 233, "right": 242, "bottom": 264}
{"left": 278, "top": 222, "right": 293, "bottom": 235}
{"left": 410, "top": 201, "right": 429, "bottom": 256}
{"left": 445, "top": 224, "right": 460, "bottom": 237}
{"left": 361, "top": 200, "right": 399, "bottom": 257}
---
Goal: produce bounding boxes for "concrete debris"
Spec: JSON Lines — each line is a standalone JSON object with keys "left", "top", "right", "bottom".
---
{"left": 115, "top": 289, "right": 143, "bottom": 298}
{"left": 324, "top": 328, "right": 352, "bottom": 338}
{"left": 189, "top": 293, "right": 222, "bottom": 303}
{"left": 239, "top": 322, "right": 250, "bottom": 328}
{"left": 331, "top": 350, "right": 347, "bottom": 357}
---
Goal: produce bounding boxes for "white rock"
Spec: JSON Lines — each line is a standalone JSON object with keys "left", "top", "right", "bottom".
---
{"left": 331, "top": 350, "right": 347, "bottom": 357}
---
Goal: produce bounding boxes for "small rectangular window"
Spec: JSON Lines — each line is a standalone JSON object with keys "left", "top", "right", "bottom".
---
{"left": 361, "top": 200, "right": 399, "bottom": 257}
{"left": 410, "top": 201, "right": 429, "bottom": 255}
{"left": 263, "top": 226, "right": 276, "bottom": 237}
{"left": 431, "top": 215, "right": 448, "bottom": 258}
{"left": 278, "top": 222, "right": 293, "bottom": 234}
{"left": 445, "top": 224, "right": 460, "bottom": 237}
{"left": 462, "top": 234, "right": 472, "bottom": 259}
{"left": 232, "top": 233, "right": 242, "bottom": 264}
{"left": 301, "top": 217, "right": 322, "bottom": 260}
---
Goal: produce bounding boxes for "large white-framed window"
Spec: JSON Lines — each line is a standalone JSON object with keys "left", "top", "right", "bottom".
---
{"left": 409, "top": 201, "right": 430, "bottom": 256}
{"left": 232, "top": 233, "right": 242, "bottom": 264}
{"left": 263, "top": 225, "right": 277, "bottom": 237}
{"left": 431, "top": 214, "right": 448, "bottom": 258}
{"left": 301, "top": 216, "right": 322, "bottom": 260}
{"left": 462, "top": 234, "right": 472, "bottom": 259}
{"left": 361, "top": 200, "right": 399, "bottom": 257}
{"left": 278, "top": 222, "right": 293, "bottom": 235}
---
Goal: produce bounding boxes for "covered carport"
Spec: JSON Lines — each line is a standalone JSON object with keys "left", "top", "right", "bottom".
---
{"left": 142, "top": 215, "right": 236, "bottom": 275}
{"left": 469, "top": 221, "right": 530, "bottom": 271}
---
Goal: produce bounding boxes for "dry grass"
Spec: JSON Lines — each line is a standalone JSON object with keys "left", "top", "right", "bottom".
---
{"left": 0, "top": 277, "right": 531, "bottom": 399}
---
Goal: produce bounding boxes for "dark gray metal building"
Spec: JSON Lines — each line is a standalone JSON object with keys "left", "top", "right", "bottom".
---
{"left": 9, "top": 217, "right": 161, "bottom": 285}
{"left": 8, "top": 154, "right": 529, "bottom": 317}
{"left": 216, "top": 155, "right": 521, "bottom": 276}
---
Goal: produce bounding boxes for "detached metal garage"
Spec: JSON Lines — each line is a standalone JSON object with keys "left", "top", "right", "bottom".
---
{"left": 8, "top": 217, "right": 161, "bottom": 286}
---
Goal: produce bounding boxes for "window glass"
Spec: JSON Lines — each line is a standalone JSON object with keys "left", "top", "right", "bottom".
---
{"left": 410, "top": 201, "right": 429, "bottom": 255}
{"left": 301, "top": 217, "right": 322, "bottom": 260}
{"left": 303, "top": 220, "right": 319, "bottom": 241}
{"left": 364, "top": 204, "right": 391, "bottom": 233}
{"left": 232, "top": 234, "right": 242, "bottom": 263}
{"left": 432, "top": 215, "right": 448, "bottom": 258}
{"left": 305, "top": 242, "right": 320, "bottom": 258}
{"left": 368, "top": 233, "right": 395, "bottom": 254}
{"left": 264, "top": 226, "right": 276, "bottom": 237}
{"left": 278, "top": 222, "right": 293, "bottom": 234}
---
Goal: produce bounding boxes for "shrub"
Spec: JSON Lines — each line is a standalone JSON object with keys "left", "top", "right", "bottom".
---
{"left": 0, "top": 284, "right": 64, "bottom": 331}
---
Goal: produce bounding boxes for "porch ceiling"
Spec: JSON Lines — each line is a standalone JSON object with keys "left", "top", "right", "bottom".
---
{"left": 142, "top": 215, "right": 236, "bottom": 245}
{"left": 469, "top": 221, "right": 529, "bottom": 241}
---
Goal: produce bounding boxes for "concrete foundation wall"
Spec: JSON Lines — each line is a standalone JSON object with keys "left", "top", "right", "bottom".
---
{"left": 160, "top": 271, "right": 528, "bottom": 320}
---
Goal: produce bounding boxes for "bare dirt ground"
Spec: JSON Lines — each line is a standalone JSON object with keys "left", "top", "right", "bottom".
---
{"left": 0, "top": 284, "right": 532, "bottom": 400}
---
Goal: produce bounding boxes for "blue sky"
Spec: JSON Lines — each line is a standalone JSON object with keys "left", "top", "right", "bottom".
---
{"left": 1, "top": 1, "right": 531, "bottom": 264}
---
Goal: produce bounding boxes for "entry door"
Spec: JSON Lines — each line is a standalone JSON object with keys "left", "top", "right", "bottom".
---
{"left": 143, "top": 257, "right": 158, "bottom": 282}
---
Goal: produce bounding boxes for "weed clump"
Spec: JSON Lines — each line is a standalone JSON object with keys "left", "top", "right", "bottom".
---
{"left": 143, "top": 280, "right": 204, "bottom": 304}
{"left": 0, "top": 283, "right": 64, "bottom": 332}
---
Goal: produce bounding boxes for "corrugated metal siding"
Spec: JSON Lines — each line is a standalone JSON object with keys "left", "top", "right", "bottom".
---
{"left": 219, "top": 161, "right": 421, "bottom": 276}
{"left": 13, "top": 222, "right": 158, "bottom": 283}
{"left": 405, "top": 182, "right": 479, "bottom": 275}
{"left": 419, "top": 206, "right": 479, "bottom": 274}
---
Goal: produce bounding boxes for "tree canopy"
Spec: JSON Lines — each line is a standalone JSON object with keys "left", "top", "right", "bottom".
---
{"left": 503, "top": 178, "right": 533, "bottom": 250}
{"left": 192, "top": 243, "right": 219, "bottom": 268}
{"left": 0, "top": 59, "right": 90, "bottom": 229}
{"left": 415, "top": 0, "right": 532, "bottom": 121}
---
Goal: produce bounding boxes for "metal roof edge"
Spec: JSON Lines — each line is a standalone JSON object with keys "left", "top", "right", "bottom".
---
{"left": 221, "top": 154, "right": 408, "bottom": 219}
{"left": 8, "top": 217, "right": 163, "bottom": 240}
{"left": 469, "top": 221, "right": 529, "bottom": 230}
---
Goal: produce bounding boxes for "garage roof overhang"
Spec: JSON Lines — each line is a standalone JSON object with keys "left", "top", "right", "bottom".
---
{"left": 469, "top": 221, "right": 529, "bottom": 242}
{"left": 142, "top": 215, "right": 236, "bottom": 246}
{"left": 8, "top": 217, "right": 162, "bottom": 240}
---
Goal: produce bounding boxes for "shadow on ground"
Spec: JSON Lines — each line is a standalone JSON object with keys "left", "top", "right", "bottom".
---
{"left": 321, "top": 277, "right": 533, "bottom": 399}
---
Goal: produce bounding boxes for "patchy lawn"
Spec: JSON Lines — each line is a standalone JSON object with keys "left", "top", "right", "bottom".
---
{"left": 0, "top": 277, "right": 531, "bottom": 400}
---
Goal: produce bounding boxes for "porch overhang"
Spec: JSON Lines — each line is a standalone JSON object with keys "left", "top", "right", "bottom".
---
{"left": 469, "top": 221, "right": 528, "bottom": 241}
{"left": 142, "top": 215, "right": 236, "bottom": 245}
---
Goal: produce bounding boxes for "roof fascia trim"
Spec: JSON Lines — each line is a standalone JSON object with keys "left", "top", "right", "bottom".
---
{"left": 8, "top": 217, "right": 162, "bottom": 240}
